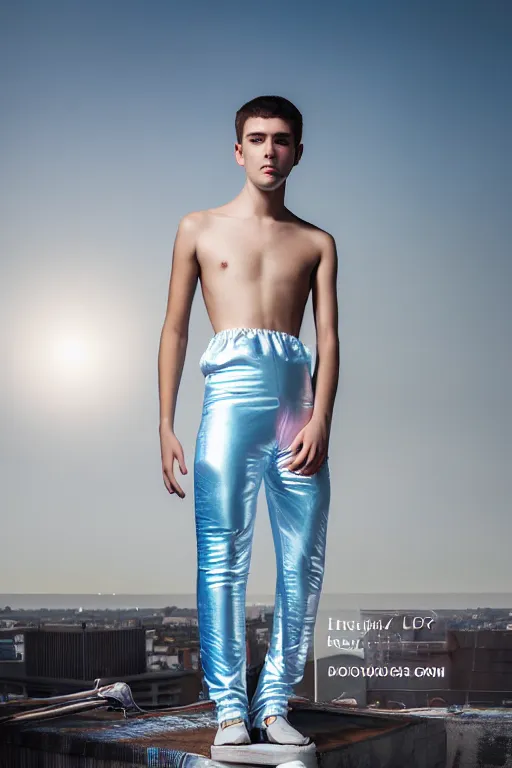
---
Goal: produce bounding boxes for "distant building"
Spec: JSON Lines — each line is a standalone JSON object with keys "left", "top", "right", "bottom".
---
{"left": 20, "top": 626, "right": 147, "bottom": 680}
{"left": 364, "top": 628, "right": 512, "bottom": 709}
{"left": 0, "top": 626, "right": 201, "bottom": 707}
{"left": 0, "top": 638, "right": 16, "bottom": 661}
{"left": 162, "top": 616, "right": 198, "bottom": 627}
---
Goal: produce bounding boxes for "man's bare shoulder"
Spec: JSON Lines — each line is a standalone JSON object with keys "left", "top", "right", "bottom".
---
{"left": 314, "top": 226, "right": 337, "bottom": 256}
{"left": 178, "top": 209, "right": 209, "bottom": 233}
{"left": 288, "top": 213, "right": 336, "bottom": 256}
{"left": 178, "top": 207, "right": 229, "bottom": 237}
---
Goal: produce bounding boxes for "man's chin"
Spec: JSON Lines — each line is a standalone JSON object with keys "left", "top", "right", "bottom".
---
{"left": 253, "top": 175, "right": 285, "bottom": 190}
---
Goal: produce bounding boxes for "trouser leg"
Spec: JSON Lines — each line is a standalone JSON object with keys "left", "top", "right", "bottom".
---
{"left": 249, "top": 448, "right": 330, "bottom": 727}
{"left": 194, "top": 399, "right": 271, "bottom": 725}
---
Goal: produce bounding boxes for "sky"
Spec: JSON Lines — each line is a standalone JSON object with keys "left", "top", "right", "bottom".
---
{"left": 1, "top": 0, "right": 511, "bottom": 596}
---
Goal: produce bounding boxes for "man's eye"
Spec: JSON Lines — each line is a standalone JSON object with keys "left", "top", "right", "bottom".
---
{"left": 249, "top": 139, "right": 288, "bottom": 145}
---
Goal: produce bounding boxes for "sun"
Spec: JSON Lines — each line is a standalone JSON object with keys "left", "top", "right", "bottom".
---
{"left": 52, "top": 334, "right": 90, "bottom": 372}
{"left": 41, "top": 323, "right": 105, "bottom": 400}
{"left": 6, "top": 265, "right": 144, "bottom": 426}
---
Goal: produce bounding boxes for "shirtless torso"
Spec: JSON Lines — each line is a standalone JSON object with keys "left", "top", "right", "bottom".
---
{"left": 159, "top": 196, "right": 338, "bottom": 498}
{"left": 190, "top": 203, "right": 328, "bottom": 337}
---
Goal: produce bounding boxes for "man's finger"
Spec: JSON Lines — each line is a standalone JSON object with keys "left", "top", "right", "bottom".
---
{"left": 167, "top": 470, "right": 185, "bottom": 498}
{"left": 286, "top": 448, "right": 308, "bottom": 471}
{"left": 297, "top": 447, "right": 318, "bottom": 475}
{"left": 287, "top": 445, "right": 311, "bottom": 472}
{"left": 176, "top": 448, "right": 188, "bottom": 474}
{"left": 301, "top": 447, "right": 324, "bottom": 475}
{"left": 304, "top": 449, "right": 327, "bottom": 475}
{"left": 163, "top": 473, "right": 173, "bottom": 494}
{"left": 287, "top": 431, "right": 304, "bottom": 456}
{"left": 301, "top": 451, "right": 325, "bottom": 476}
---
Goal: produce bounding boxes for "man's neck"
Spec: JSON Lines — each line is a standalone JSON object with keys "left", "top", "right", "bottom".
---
{"left": 230, "top": 179, "right": 289, "bottom": 222}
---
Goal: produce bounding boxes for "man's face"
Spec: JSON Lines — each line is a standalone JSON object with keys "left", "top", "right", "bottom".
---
{"left": 235, "top": 116, "right": 303, "bottom": 190}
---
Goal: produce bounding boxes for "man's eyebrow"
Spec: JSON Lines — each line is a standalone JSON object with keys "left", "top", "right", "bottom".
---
{"left": 245, "top": 131, "right": 292, "bottom": 138}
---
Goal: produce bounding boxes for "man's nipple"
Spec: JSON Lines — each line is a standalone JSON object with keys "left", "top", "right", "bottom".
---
{"left": 220, "top": 261, "right": 228, "bottom": 269}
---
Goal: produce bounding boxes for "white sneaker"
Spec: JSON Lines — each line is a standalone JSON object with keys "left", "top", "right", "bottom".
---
{"left": 254, "top": 715, "right": 311, "bottom": 745}
{"left": 214, "top": 718, "right": 251, "bottom": 746}
{"left": 276, "top": 763, "right": 309, "bottom": 768}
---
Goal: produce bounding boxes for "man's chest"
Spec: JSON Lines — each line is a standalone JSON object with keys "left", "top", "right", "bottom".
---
{"left": 197, "top": 229, "right": 318, "bottom": 281}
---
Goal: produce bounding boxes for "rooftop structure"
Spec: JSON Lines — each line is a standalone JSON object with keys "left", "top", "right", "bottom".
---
{"left": 0, "top": 696, "right": 446, "bottom": 768}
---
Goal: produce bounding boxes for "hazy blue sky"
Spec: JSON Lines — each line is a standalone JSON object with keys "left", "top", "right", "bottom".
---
{"left": 1, "top": 0, "right": 510, "bottom": 595}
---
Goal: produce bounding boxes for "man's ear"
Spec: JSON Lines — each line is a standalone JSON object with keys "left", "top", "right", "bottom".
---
{"left": 235, "top": 141, "right": 245, "bottom": 166}
{"left": 294, "top": 144, "right": 304, "bottom": 166}
{"left": 235, "top": 142, "right": 245, "bottom": 167}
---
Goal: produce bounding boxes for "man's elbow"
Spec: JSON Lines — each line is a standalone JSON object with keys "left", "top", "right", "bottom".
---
{"left": 162, "top": 319, "right": 189, "bottom": 341}
{"left": 317, "top": 326, "right": 339, "bottom": 348}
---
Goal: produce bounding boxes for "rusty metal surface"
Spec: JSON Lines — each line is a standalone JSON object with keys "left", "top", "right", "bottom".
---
{"left": 4, "top": 688, "right": 511, "bottom": 765}
{"left": 0, "top": 700, "right": 417, "bottom": 766}
{"left": 1, "top": 709, "right": 216, "bottom": 766}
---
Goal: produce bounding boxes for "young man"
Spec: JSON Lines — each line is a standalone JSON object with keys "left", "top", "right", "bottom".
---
{"left": 158, "top": 95, "right": 339, "bottom": 747}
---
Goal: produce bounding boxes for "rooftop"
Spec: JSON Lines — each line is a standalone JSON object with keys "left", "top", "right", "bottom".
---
{"left": 0, "top": 698, "right": 447, "bottom": 768}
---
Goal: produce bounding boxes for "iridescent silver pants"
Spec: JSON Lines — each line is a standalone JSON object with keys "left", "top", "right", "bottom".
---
{"left": 194, "top": 328, "right": 330, "bottom": 728}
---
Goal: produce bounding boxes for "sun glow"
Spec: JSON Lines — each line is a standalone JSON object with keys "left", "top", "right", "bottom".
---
{"left": 6, "top": 261, "right": 145, "bottom": 427}
{"left": 51, "top": 334, "right": 94, "bottom": 375}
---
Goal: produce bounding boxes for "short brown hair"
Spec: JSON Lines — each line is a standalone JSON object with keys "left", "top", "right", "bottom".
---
{"left": 235, "top": 95, "right": 303, "bottom": 150}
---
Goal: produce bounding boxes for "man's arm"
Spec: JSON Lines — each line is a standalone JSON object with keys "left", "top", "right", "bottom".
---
{"left": 158, "top": 213, "right": 200, "bottom": 431}
{"left": 285, "top": 232, "right": 339, "bottom": 476}
{"left": 311, "top": 232, "right": 340, "bottom": 428}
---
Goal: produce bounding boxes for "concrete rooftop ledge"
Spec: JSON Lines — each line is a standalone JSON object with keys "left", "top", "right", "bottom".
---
{"left": 0, "top": 699, "right": 447, "bottom": 768}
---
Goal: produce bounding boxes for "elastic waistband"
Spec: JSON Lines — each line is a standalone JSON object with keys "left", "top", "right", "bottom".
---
{"left": 211, "top": 327, "right": 303, "bottom": 344}
{"left": 199, "top": 327, "right": 313, "bottom": 376}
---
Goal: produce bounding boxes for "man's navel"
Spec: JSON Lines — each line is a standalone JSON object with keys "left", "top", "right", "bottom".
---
{"left": 220, "top": 261, "right": 228, "bottom": 269}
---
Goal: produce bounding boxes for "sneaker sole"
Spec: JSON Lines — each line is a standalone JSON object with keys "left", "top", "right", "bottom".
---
{"left": 211, "top": 742, "right": 317, "bottom": 767}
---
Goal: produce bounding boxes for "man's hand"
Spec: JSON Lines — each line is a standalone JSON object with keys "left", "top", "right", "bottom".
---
{"left": 160, "top": 426, "right": 188, "bottom": 498}
{"left": 284, "top": 416, "right": 330, "bottom": 476}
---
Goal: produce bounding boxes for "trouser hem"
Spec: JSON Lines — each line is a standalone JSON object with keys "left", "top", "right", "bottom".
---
{"left": 250, "top": 703, "right": 289, "bottom": 729}
{"left": 217, "top": 707, "right": 250, "bottom": 725}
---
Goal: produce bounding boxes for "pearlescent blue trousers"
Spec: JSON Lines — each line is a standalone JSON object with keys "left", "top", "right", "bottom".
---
{"left": 194, "top": 328, "right": 330, "bottom": 728}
